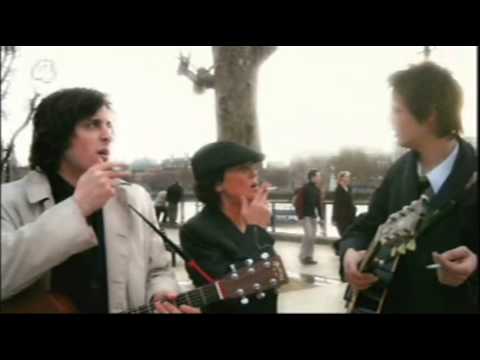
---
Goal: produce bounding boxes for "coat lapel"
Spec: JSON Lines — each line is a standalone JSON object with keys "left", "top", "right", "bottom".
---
{"left": 26, "top": 171, "right": 54, "bottom": 209}
{"left": 401, "top": 151, "right": 421, "bottom": 207}
{"left": 417, "top": 139, "right": 477, "bottom": 235}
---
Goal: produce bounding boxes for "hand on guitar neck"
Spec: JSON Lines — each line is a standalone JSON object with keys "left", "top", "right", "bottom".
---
{"left": 343, "top": 249, "right": 379, "bottom": 291}
{"left": 151, "top": 293, "right": 201, "bottom": 314}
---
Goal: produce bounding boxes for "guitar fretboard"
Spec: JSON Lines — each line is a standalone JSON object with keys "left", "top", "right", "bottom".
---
{"left": 125, "top": 283, "right": 221, "bottom": 314}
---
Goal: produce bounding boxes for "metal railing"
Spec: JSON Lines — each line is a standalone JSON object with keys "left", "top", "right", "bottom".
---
{"left": 166, "top": 194, "right": 370, "bottom": 235}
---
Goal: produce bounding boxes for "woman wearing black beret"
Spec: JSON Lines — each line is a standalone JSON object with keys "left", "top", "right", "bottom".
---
{"left": 180, "top": 141, "right": 278, "bottom": 313}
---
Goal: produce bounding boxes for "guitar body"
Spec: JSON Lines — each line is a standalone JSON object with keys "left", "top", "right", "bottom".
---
{"left": 346, "top": 255, "right": 400, "bottom": 313}
{"left": 2, "top": 254, "right": 288, "bottom": 314}
{"left": 346, "top": 196, "right": 429, "bottom": 314}
{"left": 1, "top": 291, "right": 78, "bottom": 314}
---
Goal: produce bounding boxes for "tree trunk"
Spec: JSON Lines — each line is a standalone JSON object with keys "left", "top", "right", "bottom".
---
{"left": 212, "top": 46, "right": 275, "bottom": 152}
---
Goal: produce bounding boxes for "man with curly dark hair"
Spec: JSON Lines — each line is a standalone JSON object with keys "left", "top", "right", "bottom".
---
{"left": 1, "top": 88, "right": 199, "bottom": 314}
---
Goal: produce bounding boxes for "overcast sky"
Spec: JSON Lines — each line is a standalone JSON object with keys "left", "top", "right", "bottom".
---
{"left": 2, "top": 46, "right": 477, "bottom": 167}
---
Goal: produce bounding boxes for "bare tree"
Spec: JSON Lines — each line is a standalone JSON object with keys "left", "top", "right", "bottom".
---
{"left": 177, "top": 53, "right": 215, "bottom": 94}
{"left": 1, "top": 93, "right": 41, "bottom": 181}
{"left": 177, "top": 46, "right": 276, "bottom": 152}
{"left": 1, "top": 45, "right": 20, "bottom": 181}
{"left": 1, "top": 46, "right": 18, "bottom": 108}
{"left": 1, "top": 47, "right": 52, "bottom": 182}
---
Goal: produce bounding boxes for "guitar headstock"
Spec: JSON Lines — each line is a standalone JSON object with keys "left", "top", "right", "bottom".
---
{"left": 378, "top": 195, "right": 429, "bottom": 258}
{"left": 218, "top": 253, "right": 289, "bottom": 305}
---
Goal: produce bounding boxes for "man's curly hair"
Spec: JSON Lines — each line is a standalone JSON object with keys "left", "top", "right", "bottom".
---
{"left": 29, "top": 88, "right": 111, "bottom": 175}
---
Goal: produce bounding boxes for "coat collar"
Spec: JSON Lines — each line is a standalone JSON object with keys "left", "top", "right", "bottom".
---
{"left": 25, "top": 171, "right": 53, "bottom": 204}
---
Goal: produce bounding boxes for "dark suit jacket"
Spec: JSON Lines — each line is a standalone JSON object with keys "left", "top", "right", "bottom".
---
{"left": 166, "top": 183, "right": 183, "bottom": 204}
{"left": 180, "top": 205, "right": 278, "bottom": 313}
{"left": 339, "top": 138, "right": 478, "bottom": 313}
{"left": 332, "top": 185, "right": 356, "bottom": 234}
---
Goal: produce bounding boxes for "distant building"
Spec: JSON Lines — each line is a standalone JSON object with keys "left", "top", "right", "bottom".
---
{"left": 266, "top": 161, "right": 288, "bottom": 169}
{"left": 160, "top": 156, "right": 190, "bottom": 170}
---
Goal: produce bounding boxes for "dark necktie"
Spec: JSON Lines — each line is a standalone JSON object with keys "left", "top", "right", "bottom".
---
{"left": 418, "top": 175, "right": 433, "bottom": 197}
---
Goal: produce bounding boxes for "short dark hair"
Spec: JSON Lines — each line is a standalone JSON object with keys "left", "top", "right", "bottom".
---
{"left": 29, "top": 88, "right": 111, "bottom": 174}
{"left": 193, "top": 171, "right": 224, "bottom": 208}
{"left": 388, "top": 61, "right": 463, "bottom": 138}
{"left": 307, "top": 169, "right": 319, "bottom": 181}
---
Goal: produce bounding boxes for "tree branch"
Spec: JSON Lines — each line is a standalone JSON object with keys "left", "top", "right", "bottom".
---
{"left": 177, "top": 53, "right": 215, "bottom": 94}
{"left": 1, "top": 47, "right": 17, "bottom": 90}
{"left": 1, "top": 93, "right": 40, "bottom": 170}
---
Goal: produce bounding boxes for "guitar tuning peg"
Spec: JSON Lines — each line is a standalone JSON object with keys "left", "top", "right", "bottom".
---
{"left": 263, "top": 261, "right": 272, "bottom": 268}
{"left": 389, "top": 215, "right": 399, "bottom": 222}
{"left": 236, "top": 289, "right": 245, "bottom": 297}
{"left": 253, "top": 283, "right": 261, "bottom": 291}
{"left": 261, "top": 252, "right": 270, "bottom": 260}
{"left": 406, "top": 239, "right": 416, "bottom": 251}
{"left": 240, "top": 297, "right": 249, "bottom": 305}
{"left": 256, "top": 292, "right": 266, "bottom": 300}
{"left": 397, "top": 243, "right": 406, "bottom": 255}
{"left": 401, "top": 229, "right": 410, "bottom": 237}
{"left": 230, "top": 264, "right": 239, "bottom": 280}
{"left": 244, "top": 258, "right": 254, "bottom": 267}
{"left": 269, "top": 278, "right": 278, "bottom": 287}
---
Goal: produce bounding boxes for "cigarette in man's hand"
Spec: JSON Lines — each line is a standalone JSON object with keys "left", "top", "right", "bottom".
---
{"left": 267, "top": 186, "right": 278, "bottom": 191}
{"left": 426, "top": 263, "right": 441, "bottom": 270}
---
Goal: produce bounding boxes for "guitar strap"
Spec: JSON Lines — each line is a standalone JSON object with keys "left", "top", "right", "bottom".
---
{"left": 127, "top": 203, "right": 216, "bottom": 284}
{"left": 416, "top": 171, "right": 477, "bottom": 238}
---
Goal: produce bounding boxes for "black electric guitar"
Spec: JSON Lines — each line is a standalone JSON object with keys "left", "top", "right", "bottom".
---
{"left": 1, "top": 254, "right": 289, "bottom": 314}
{"left": 345, "top": 195, "right": 429, "bottom": 314}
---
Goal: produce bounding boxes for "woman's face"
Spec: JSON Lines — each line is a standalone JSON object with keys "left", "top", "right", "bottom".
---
{"left": 216, "top": 162, "right": 260, "bottom": 204}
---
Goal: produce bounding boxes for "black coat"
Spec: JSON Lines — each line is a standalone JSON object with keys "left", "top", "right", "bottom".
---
{"left": 166, "top": 183, "right": 183, "bottom": 204}
{"left": 180, "top": 205, "right": 278, "bottom": 313}
{"left": 339, "top": 138, "right": 478, "bottom": 313}
{"left": 301, "top": 182, "right": 324, "bottom": 220}
{"left": 332, "top": 185, "right": 356, "bottom": 235}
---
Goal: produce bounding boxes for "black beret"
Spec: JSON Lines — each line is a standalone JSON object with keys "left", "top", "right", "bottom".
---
{"left": 191, "top": 141, "right": 265, "bottom": 183}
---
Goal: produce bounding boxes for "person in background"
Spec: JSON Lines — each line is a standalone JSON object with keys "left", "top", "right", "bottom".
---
{"left": 332, "top": 171, "right": 356, "bottom": 255}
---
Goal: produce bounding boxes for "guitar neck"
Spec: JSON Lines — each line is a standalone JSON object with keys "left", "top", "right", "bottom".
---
{"left": 126, "top": 282, "right": 221, "bottom": 314}
{"left": 359, "top": 225, "right": 384, "bottom": 273}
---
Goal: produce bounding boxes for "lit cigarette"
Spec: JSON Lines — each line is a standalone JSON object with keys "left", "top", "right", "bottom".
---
{"left": 113, "top": 165, "right": 129, "bottom": 172}
{"left": 118, "top": 182, "right": 131, "bottom": 186}
{"left": 267, "top": 186, "right": 278, "bottom": 191}
{"left": 426, "top": 264, "right": 441, "bottom": 269}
